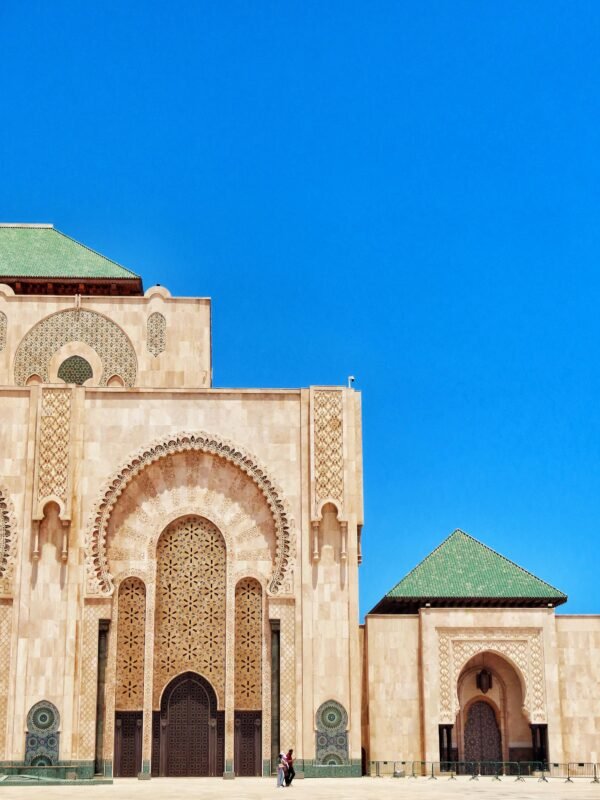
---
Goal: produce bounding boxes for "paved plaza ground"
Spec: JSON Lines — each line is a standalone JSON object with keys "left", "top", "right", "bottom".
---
{"left": 2, "top": 777, "right": 600, "bottom": 800}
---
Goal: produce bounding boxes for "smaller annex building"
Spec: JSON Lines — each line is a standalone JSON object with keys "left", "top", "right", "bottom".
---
{"left": 362, "top": 530, "right": 600, "bottom": 769}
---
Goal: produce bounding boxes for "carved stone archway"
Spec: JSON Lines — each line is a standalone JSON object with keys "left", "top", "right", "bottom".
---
{"left": 85, "top": 432, "right": 294, "bottom": 596}
{"left": 437, "top": 628, "right": 547, "bottom": 724}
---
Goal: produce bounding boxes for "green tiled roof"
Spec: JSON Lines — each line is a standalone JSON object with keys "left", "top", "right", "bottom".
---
{"left": 385, "top": 529, "right": 567, "bottom": 601}
{"left": 0, "top": 224, "right": 139, "bottom": 280}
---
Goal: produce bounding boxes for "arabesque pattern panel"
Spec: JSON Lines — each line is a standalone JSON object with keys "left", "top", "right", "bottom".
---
{"left": 0, "top": 603, "right": 13, "bottom": 756}
{"left": 153, "top": 516, "right": 226, "bottom": 707}
{"left": 314, "top": 390, "right": 344, "bottom": 506}
{"left": 38, "top": 388, "right": 71, "bottom": 504}
{"left": 234, "top": 578, "right": 262, "bottom": 710}
{"left": 147, "top": 313, "right": 166, "bottom": 357}
{"left": 115, "top": 578, "right": 146, "bottom": 711}
{"left": 14, "top": 309, "right": 137, "bottom": 386}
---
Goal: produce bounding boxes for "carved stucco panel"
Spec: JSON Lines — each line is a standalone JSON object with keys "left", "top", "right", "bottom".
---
{"left": 85, "top": 432, "right": 295, "bottom": 597}
{"left": 0, "top": 603, "right": 13, "bottom": 756}
{"left": 147, "top": 312, "right": 166, "bottom": 357}
{"left": 0, "top": 488, "right": 17, "bottom": 595}
{"left": 37, "top": 388, "right": 71, "bottom": 506}
{"left": 313, "top": 390, "right": 344, "bottom": 510}
{"left": 78, "top": 603, "right": 105, "bottom": 760}
{"left": 14, "top": 309, "right": 137, "bottom": 387}
{"left": 115, "top": 578, "right": 146, "bottom": 711}
{"left": 270, "top": 599, "right": 295, "bottom": 750}
{"left": 437, "top": 628, "right": 547, "bottom": 724}
{"left": 0, "top": 311, "right": 6, "bottom": 352}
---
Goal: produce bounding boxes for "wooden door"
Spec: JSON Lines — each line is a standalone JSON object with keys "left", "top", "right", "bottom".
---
{"left": 464, "top": 701, "right": 502, "bottom": 770}
{"left": 158, "top": 672, "right": 221, "bottom": 777}
{"left": 234, "top": 712, "right": 261, "bottom": 776}
{"left": 114, "top": 712, "right": 142, "bottom": 777}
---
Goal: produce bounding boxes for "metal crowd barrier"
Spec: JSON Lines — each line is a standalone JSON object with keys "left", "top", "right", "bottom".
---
{"left": 368, "top": 760, "right": 600, "bottom": 782}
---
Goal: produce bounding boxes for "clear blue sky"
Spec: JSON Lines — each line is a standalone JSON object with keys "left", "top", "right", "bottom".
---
{"left": 2, "top": 2, "right": 600, "bottom": 618}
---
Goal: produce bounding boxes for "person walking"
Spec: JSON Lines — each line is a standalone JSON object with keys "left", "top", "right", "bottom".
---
{"left": 285, "top": 749, "right": 295, "bottom": 786}
{"left": 276, "top": 752, "right": 287, "bottom": 788}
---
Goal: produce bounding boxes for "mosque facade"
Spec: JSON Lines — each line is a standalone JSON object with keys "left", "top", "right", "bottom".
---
{"left": 0, "top": 224, "right": 597, "bottom": 780}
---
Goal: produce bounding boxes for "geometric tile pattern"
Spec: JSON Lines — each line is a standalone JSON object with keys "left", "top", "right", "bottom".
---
{"left": 25, "top": 700, "right": 60, "bottom": 766}
{"left": 153, "top": 516, "right": 226, "bottom": 708}
{"left": 116, "top": 578, "right": 146, "bottom": 711}
{"left": 315, "top": 699, "right": 349, "bottom": 765}
{"left": 57, "top": 355, "right": 93, "bottom": 385}
{"left": 385, "top": 529, "right": 567, "bottom": 601}
{"left": 14, "top": 309, "right": 137, "bottom": 387}
{"left": 147, "top": 312, "right": 166, "bottom": 357}
{"left": 314, "top": 390, "right": 344, "bottom": 507}
{"left": 234, "top": 578, "right": 262, "bottom": 710}
{"left": 38, "top": 388, "right": 71, "bottom": 504}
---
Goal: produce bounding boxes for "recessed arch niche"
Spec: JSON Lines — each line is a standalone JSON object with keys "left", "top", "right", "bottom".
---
{"left": 86, "top": 432, "right": 294, "bottom": 596}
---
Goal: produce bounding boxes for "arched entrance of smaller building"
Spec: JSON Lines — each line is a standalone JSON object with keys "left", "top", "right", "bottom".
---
{"left": 464, "top": 701, "right": 501, "bottom": 763}
{"left": 154, "top": 672, "right": 224, "bottom": 777}
{"left": 456, "top": 652, "right": 534, "bottom": 769}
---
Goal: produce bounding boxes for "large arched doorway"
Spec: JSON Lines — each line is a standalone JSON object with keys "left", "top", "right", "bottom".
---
{"left": 456, "top": 651, "right": 534, "bottom": 768}
{"left": 156, "top": 672, "right": 224, "bottom": 776}
{"left": 464, "top": 701, "right": 501, "bottom": 764}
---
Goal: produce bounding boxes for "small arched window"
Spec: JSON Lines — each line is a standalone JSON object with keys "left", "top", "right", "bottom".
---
{"left": 57, "top": 355, "right": 93, "bottom": 385}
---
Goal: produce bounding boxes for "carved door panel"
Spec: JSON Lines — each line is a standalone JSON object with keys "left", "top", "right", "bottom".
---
{"left": 159, "top": 673, "right": 221, "bottom": 777}
{"left": 234, "top": 712, "right": 262, "bottom": 776}
{"left": 165, "top": 678, "right": 209, "bottom": 776}
{"left": 114, "top": 712, "right": 142, "bottom": 777}
{"left": 464, "top": 701, "right": 501, "bottom": 769}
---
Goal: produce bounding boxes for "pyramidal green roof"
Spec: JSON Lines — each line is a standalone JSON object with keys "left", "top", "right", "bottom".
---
{"left": 0, "top": 224, "right": 139, "bottom": 280}
{"left": 373, "top": 529, "right": 566, "bottom": 612}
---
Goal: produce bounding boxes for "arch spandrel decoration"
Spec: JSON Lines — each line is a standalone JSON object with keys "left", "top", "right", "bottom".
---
{"left": 437, "top": 628, "right": 546, "bottom": 724}
{"left": 14, "top": 308, "right": 137, "bottom": 386}
{"left": 0, "top": 487, "right": 17, "bottom": 595}
{"left": 85, "top": 431, "right": 294, "bottom": 597}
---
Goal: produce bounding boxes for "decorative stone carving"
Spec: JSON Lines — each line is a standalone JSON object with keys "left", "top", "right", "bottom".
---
{"left": 270, "top": 599, "right": 296, "bottom": 751}
{"left": 0, "top": 311, "right": 6, "bottom": 352}
{"left": 25, "top": 701, "right": 60, "bottom": 766}
{"left": 0, "top": 604, "right": 13, "bottom": 755}
{"left": 153, "top": 516, "right": 226, "bottom": 708}
{"left": 314, "top": 390, "right": 344, "bottom": 508}
{"left": 14, "top": 308, "right": 137, "bottom": 387}
{"left": 116, "top": 577, "right": 146, "bottom": 711}
{"left": 235, "top": 578, "right": 262, "bottom": 711}
{"left": 437, "top": 628, "right": 547, "bottom": 724}
{"left": 147, "top": 312, "right": 166, "bottom": 357}
{"left": 79, "top": 603, "right": 106, "bottom": 760}
{"left": 37, "top": 388, "right": 71, "bottom": 506}
{"left": 0, "top": 488, "right": 17, "bottom": 595}
{"left": 85, "top": 431, "right": 294, "bottom": 597}
{"left": 315, "top": 699, "right": 349, "bottom": 765}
